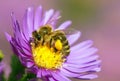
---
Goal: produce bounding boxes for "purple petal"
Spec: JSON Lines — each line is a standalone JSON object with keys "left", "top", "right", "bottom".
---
{"left": 12, "top": 37, "right": 32, "bottom": 57}
{"left": 67, "top": 31, "right": 81, "bottom": 46}
{"left": 66, "top": 60, "right": 101, "bottom": 68}
{"left": 63, "top": 63, "right": 100, "bottom": 73}
{"left": 40, "top": 9, "right": 54, "bottom": 25}
{"left": 75, "top": 64, "right": 99, "bottom": 72}
{"left": 9, "top": 15, "right": 32, "bottom": 56}
{"left": 5, "top": 32, "right": 12, "bottom": 42}
{"left": 48, "top": 77, "right": 55, "bottom": 81}
{"left": 11, "top": 13, "right": 22, "bottom": 41}
{"left": 67, "top": 55, "right": 99, "bottom": 64}
{"left": 63, "top": 62, "right": 82, "bottom": 68}
{"left": 51, "top": 72, "right": 71, "bottom": 81}
{"left": 26, "top": 61, "right": 34, "bottom": 68}
{"left": 22, "top": 7, "right": 34, "bottom": 39}
{"left": 70, "top": 40, "right": 93, "bottom": 52}
{"left": 8, "top": 40, "right": 19, "bottom": 56}
{"left": 26, "top": 7, "right": 34, "bottom": 36}
{"left": 11, "top": 12, "right": 18, "bottom": 30}
{"left": 34, "top": 6, "right": 43, "bottom": 30}
{"left": 37, "top": 69, "right": 42, "bottom": 78}
{"left": 14, "top": 41, "right": 32, "bottom": 57}
{"left": 28, "top": 65, "right": 38, "bottom": 74}
{"left": 56, "top": 21, "right": 72, "bottom": 30}
{"left": 5, "top": 34, "right": 20, "bottom": 56}
{"left": 41, "top": 69, "right": 50, "bottom": 77}
{"left": 78, "top": 74, "right": 98, "bottom": 80}
{"left": 48, "top": 11, "right": 60, "bottom": 29}
{"left": 23, "top": 10, "right": 29, "bottom": 40}
{"left": 67, "top": 47, "right": 98, "bottom": 60}
{"left": 84, "top": 60, "right": 101, "bottom": 69}
{"left": 91, "top": 67, "right": 101, "bottom": 72}
{"left": 19, "top": 56, "right": 33, "bottom": 66}
{"left": 60, "top": 68, "right": 80, "bottom": 77}
{"left": 63, "top": 65, "right": 84, "bottom": 73}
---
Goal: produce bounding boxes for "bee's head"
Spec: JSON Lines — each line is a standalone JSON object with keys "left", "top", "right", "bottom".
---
{"left": 39, "top": 25, "right": 52, "bottom": 35}
{"left": 32, "top": 30, "right": 41, "bottom": 41}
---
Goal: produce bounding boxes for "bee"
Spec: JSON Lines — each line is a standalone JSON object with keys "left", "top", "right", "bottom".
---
{"left": 31, "top": 25, "right": 52, "bottom": 47}
{"left": 30, "top": 25, "right": 78, "bottom": 57}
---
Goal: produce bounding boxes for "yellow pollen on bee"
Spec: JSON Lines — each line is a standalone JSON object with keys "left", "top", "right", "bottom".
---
{"left": 32, "top": 45, "right": 64, "bottom": 70}
{"left": 55, "top": 39, "right": 62, "bottom": 51}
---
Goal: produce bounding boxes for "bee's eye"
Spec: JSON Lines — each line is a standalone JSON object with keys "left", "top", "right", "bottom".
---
{"left": 37, "top": 34, "right": 41, "bottom": 40}
{"left": 32, "top": 31, "right": 41, "bottom": 40}
{"left": 55, "top": 39, "right": 62, "bottom": 51}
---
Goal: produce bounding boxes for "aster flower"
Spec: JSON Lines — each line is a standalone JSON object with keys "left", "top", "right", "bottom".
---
{"left": 0, "top": 62, "right": 4, "bottom": 74}
{"left": 6, "top": 6, "right": 101, "bottom": 81}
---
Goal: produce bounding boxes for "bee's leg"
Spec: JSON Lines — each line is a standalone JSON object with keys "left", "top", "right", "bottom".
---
{"left": 41, "top": 37, "right": 44, "bottom": 46}
{"left": 48, "top": 38, "right": 54, "bottom": 50}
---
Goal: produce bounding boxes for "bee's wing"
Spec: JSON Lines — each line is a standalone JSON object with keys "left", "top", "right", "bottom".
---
{"left": 61, "top": 28, "right": 79, "bottom": 35}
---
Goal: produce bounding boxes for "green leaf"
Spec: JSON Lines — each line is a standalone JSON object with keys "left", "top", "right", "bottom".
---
{"left": 8, "top": 55, "right": 37, "bottom": 81}
{"left": 19, "top": 73, "right": 36, "bottom": 81}
{"left": 0, "top": 50, "right": 4, "bottom": 62}
{"left": 8, "top": 55, "right": 25, "bottom": 81}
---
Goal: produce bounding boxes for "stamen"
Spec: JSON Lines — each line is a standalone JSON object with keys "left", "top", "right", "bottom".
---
{"left": 32, "top": 46, "right": 64, "bottom": 70}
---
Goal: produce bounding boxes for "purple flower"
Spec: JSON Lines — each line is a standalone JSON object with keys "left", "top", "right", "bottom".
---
{"left": 6, "top": 6, "right": 101, "bottom": 81}
{"left": 0, "top": 62, "right": 4, "bottom": 74}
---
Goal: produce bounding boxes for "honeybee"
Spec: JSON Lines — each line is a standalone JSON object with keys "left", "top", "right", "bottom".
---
{"left": 31, "top": 25, "right": 52, "bottom": 46}
{"left": 30, "top": 25, "right": 78, "bottom": 57}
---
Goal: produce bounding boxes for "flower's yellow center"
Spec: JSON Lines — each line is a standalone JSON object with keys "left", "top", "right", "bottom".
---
{"left": 32, "top": 45, "right": 65, "bottom": 70}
